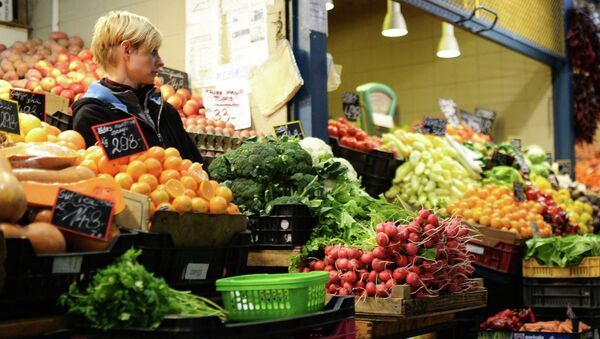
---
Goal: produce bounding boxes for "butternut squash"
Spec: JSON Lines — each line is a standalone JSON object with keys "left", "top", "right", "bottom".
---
{"left": 12, "top": 166, "right": 95, "bottom": 183}
{"left": 20, "top": 177, "right": 125, "bottom": 214}
{"left": 0, "top": 155, "right": 27, "bottom": 223}
{"left": 63, "top": 224, "right": 120, "bottom": 252}
{"left": 23, "top": 222, "right": 66, "bottom": 254}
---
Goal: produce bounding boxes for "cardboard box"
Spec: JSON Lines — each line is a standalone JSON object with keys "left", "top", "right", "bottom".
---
{"left": 114, "top": 190, "right": 150, "bottom": 231}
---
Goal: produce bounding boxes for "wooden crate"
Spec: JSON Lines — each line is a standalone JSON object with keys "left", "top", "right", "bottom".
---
{"left": 327, "top": 279, "right": 487, "bottom": 318}
{"left": 356, "top": 313, "right": 454, "bottom": 339}
{"left": 247, "top": 247, "right": 301, "bottom": 267}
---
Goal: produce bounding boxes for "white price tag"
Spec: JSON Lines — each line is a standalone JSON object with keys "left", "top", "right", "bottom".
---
{"left": 202, "top": 88, "right": 252, "bottom": 130}
{"left": 52, "top": 256, "right": 83, "bottom": 274}
{"left": 371, "top": 113, "right": 394, "bottom": 128}
{"left": 184, "top": 263, "right": 210, "bottom": 280}
{"left": 465, "top": 244, "right": 484, "bottom": 255}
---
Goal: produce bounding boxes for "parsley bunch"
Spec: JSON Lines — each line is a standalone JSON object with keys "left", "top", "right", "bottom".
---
{"left": 59, "top": 249, "right": 226, "bottom": 330}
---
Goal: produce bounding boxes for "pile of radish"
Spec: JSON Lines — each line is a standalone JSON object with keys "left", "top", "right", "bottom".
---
{"left": 302, "top": 209, "right": 479, "bottom": 299}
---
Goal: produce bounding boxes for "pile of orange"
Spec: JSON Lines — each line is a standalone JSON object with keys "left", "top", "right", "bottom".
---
{"left": 7, "top": 113, "right": 87, "bottom": 151}
{"left": 77, "top": 145, "right": 239, "bottom": 216}
{"left": 446, "top": 183, "right": 552, "bottom": 238}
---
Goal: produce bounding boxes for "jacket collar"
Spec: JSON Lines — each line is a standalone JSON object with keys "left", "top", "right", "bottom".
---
{"left": 83, "top": 81, "right": 163, "bottom": 113}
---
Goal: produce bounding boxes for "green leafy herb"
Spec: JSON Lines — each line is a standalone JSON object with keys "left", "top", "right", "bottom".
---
{"left": 59, "top": 249, "right": 226, "bottom": 330}
{"left": 525, "top": 234, "right": 600, "bottom": 267}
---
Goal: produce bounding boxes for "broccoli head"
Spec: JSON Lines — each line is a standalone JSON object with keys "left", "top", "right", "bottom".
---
{"left": 229, "top": 178, "right": 265, "bottom": 214}
{"left": 208, "top": 154, "right": 232, "bottom": 182}
{"left": 228, "top": 141, "right": 279, "bottom": 179}
{"left": 275, "top": 141, "right": 314, "bottom": 176}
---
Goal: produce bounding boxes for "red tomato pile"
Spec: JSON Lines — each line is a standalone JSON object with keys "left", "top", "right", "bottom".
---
{"left": 328, "top": 118, "right": 386, "bottom": 153}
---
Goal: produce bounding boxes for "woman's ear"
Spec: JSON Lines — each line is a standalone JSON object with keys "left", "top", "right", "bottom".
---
{"left": 120, "top": 40, "right": 132, "bottom": 56}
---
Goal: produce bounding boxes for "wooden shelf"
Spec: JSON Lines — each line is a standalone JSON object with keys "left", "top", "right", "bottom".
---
{"left": 0, "top": 315, "right": 68, "bottom": 338}
{"left": 247, "top": 247, "right": 301, "bottom": 267}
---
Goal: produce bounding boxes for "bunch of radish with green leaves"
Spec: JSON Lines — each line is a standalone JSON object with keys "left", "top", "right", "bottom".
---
{"left": 302, "top": 209, "right": 479, "bottom": 299}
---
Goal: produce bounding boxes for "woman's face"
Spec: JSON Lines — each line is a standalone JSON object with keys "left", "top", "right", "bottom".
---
{"left": 126, "top": 47, "right": 164, "bottom": 86}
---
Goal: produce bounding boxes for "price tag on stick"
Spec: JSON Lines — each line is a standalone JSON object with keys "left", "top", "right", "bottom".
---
{"left": 9, "top": 89, "right": 46, "bottom": 122}
{"left": 342, "top": 92, "right": 360, "bottom": 121}
{"left": 51, "top": 188, "right": 114, "bottom": 240}
{"left": 460, "top": 110, "right": 483, "bottom": 133}
{"left": 273, "top": 120, "right": 304, "bottom": 139}
{"left": 0, "top": 99, "right": 20, "bottom": 134}
{"left": 422, "top": 117, "right": 447, "bottom": 136}
{"left": 557, "top": 159, "right": 572, "bottom": 176}
{"left": 92, "top": 118, "right": 149, "bottom": 161}
{"left": 513, "top": 182, "right": 526, "bottom": 202}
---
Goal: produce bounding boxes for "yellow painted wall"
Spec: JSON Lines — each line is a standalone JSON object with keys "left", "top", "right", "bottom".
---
{"left": 328, "top": 1, "right": 554, "bottom": 151}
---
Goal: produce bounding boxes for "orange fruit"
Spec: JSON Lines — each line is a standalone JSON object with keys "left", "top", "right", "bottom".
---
{"left": 226, "top": 203, "right": 240, "bottom": 215}
{"left": 149, "top": 201, "right": 156, "bottom": 217}
{"left": 179, "top": 159, "right": 192, "bottom": 171}
{"left": 209, "top": 180, "right": 220, "bottom": 191}
{"left": 127, "top": 160, "right": 147, "bottom": 181}
{"left": 138, "top": 173, "right": 159, "bottom": 190}
{"left": 97, "top": 173, "right": 114, "bottom": 181}
{"left": 41, "top": 122, "right": 60, "bottom": 137}
{"left": 155, "top": 202, "right": 174, "bottom": 212}
{"left": 188, "top": 162, "right": 209, "bottom": 183}
{"left": 215, "top": 186, "right": 233, "bottom": 203}
{"left": 209, "top": 196, "right": 228, "bottom": 214}
{"left": 47, "top": 135, "right": 58, "bottom": 142}
{"left": 130, "top": 152, "right": 148, "bottom": 162}
{"left": 165, "top": 179, "right": 185, "bottom": 198}
{"left": 172, "top": 195, "right": 192, "bottom": 213}
{"left": 159, "top": 169, "right": 181, "bottom": 184}
{"left": 118, "top": 164, "right": 128, "bottom": 173}
{"left": 150, "top": 189, "right": 170, "bottom": 205}
{"left": 147, "top": 146, "right": 166, "bottom": 161}
{"left": 191, "top": 197, "right": 209, "bottom": 213}
{"left": 115, "top": 156, "right": 131, "bottom": 165}
{"left": 130, "top": 182, "right": 152, "bottom": 195}
{"left": 164, "top": 147, "right": 180, "bottom": 158}
{"left": 144, "top": 157, "right": 163, "bottom": 177}
{"left": 114, "top": 172, "right": 134, "bottom": 190}
{"left": 57, "top": 130, "right": 86, "bottom": 150}
{"left": 163, "top": 156, "right": 182, "bottom": 170}
{"left": 156, "top": 184, "right": 165, "bottom": 191}
{"left": 25, "top": 127, "right": 48, "bottom": 142}
{"left": 97, "top": 156, "right": 121, "bottom": 176}
{"left": 180, "top": 175, "right": 198, "bottom": 191}
{"left": 184, "top": 189, "right": 197, "bottom": 198}
{"left": 198, "top": 180, "right": 215, "bottom": 200}
{"left": 80, "top": 159, "right": 98, "bottom": 174}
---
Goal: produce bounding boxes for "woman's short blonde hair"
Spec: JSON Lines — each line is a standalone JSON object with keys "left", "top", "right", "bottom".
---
{"left": 91, "top": 11, "right": 162, "bottom": 70}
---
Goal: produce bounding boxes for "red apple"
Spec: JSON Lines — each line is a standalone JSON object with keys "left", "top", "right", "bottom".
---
{"left": 182, "top": 100, "right": 199, "bottom": 116}
{"left": 49, "top": 68, "right": 62, "bottom": 78}
{"left": 40, "top": 77, "right": 57, "bottom": 91}
{"left": 69, "top": 72, "right": 85, "bottom": 83}
{"left": 160, "top": 84, "right": 175, "bottom": 99}
{"left": 82, "top": 75, "right": 95, "bottom": 87}
{"left": 167, "top": 94, "right": 182, "bottom": 109}
{"left": 25, "top": 69, "right": 42, "bottom": 79}
{"left": 60, "top": 89, "right": 75, "bottom": 101}
{"left": 78, "top": 49, "right": 93, "bottom": 61}
{"left": 25, "top": 80, "right": 40, "bottom": 91}
{"left": 69, "top": 60, "right": 84, "bottom": 72}
{"left": 56, "top": 52, "right": 69, "bottom": 63}
{"left": 175, "top": 88, "right": 191, "bottom": 101}
{"left": 69, "top": 82, "right": 85, "bottom": 94}
{"left": 50, "top": 85, "right": 63, "bottom": 95}
{"left": 32, "top": 85, "right": 43, "bottom": 92}
{"left": 55, "top": 74, "right": 72, "bottom": 88}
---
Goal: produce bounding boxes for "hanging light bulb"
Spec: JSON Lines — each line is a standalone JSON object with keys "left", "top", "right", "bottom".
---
{"left": 436, "top": 22, "right": 461, "bottom": 58}
{"left": 326, "top": 0, "right": 334, "bottom": 11}
{"left": 381, "top": 0, "right": 407, "bottom": 37}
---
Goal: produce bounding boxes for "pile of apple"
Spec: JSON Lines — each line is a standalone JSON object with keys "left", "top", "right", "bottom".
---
{"left": 0, "top": 32, "right": 103, "bottom": 103}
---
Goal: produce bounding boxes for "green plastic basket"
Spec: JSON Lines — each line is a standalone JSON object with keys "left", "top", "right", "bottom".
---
{"left": 215, "top": 271, "right": 329, "bottom": 322}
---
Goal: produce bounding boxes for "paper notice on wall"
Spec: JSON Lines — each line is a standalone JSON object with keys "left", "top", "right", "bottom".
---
{"left": 186, "top": 22, "right": 220, "bottom": 88}
{"left": 306, "top": 0, "right": 328, "bottom": 35}
{"left": 226, "top": 3, "right": 269, "bottom": 65}
{"left": 202, "top": 88, "right": 252, "bottom": 129}
{"left": 222, "top": 0, "right": 274, "bottom": 12}
{"left": 214, "top": 62, "right": 254, "bottom": 92}
{"left": 186, "top": 0, "right": 219, "bottom": 23}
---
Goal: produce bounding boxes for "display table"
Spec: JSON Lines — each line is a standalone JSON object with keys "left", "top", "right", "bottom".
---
{"left": 0, "top": 315, "right": 68, "bottom": 338}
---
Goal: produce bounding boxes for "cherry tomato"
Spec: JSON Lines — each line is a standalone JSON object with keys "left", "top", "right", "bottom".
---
{"left": 354, "top": 130, "right": 367, "bottom": 141}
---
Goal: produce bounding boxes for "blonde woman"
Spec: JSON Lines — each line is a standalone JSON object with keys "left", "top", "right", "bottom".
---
{"left": 73, "top": 11, "right": 201, "bottom": 162}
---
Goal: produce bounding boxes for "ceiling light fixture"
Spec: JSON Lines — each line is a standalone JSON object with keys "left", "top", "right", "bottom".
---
{"left": 381, "top": 0, "right": 407, "bottom": 37}
{"left": 436, "top": 22, "right": 461, "bottom": 58}
{"left": 326, "top": 0, "right": 334, "bottom": 11}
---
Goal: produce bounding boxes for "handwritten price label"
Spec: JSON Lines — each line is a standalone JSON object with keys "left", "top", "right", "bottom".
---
{"left": 158, "top": 67, "right": 190, "bottom": 90}
{"left": 92, "top": 118, "right": 148, "bottom": 161}
{"left": 51, "top": 188, "right": 114, "bottom": 240}
{"left": 0, "top": 99, "right": 20, "bottom": 134}
{"left": 342, "top": 92, "right": 360, "bottom": 121}
{"left": 202, "top": 88, "right": 251, "bottom": 130}
{"left": 9, "top": 89, "right": 46, "bottom": 121}
{"left": 273, "top": 120, "right": 304, "bottom": 139}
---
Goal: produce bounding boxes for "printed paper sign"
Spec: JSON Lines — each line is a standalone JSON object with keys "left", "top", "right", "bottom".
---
{"left": 202, "top": 88, "right": 252, "bottom": 129}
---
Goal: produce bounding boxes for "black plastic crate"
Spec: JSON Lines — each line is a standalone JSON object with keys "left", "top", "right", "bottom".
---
{"left": 135, "top": 230, "right": 250, "bottom": 294}
{"left": 46, "top": 111, "right": 73, "bottom": 131}
{"left": 0, "top": 228, "right": 137, "bottom": 319}
{"left": 361, "top": 173, "right": 394, "bottom": 198}
{"left": 366, "top": 149, "right": 402, "bottom": 178}
{"left": 523, "top": 277, "right": 600, "bottom": 309}
{"left": 71, "top": 296, "right": 355, "bottom": 339}
{"left": 247, "top": 204, "right": 317, "bottom": 249}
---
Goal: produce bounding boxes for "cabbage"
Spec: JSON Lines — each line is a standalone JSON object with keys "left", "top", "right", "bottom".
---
{"left": 526, "top": 145, "right": 547, "bottom": 164}
{"left": 299, "top": 137, "right": 333, "bottom": 165}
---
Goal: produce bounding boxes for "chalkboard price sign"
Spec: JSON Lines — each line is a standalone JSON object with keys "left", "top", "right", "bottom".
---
{"left": 461, "top": 110, "right": 483, "bottom": 133}
{"left": 515, "top": 155, "right": 529, "bottom": 174}
{"left": 422, "top": 117, "right": 447, "bottom": 136}
{"left": 509, "top": 138, "right": 522, "bottom": 151}
{"left": 489, "top": 150, "right": 515, "bottom": 168}
{"left": 9, "top": 89, "right": 46, "bottom": 122}
{"left": 474, "top": 108, "right": 496, "bottom": 135}
{"left": 0, "top": 99, "right": 20, "bottom": 134}
{"left": 513, "top": 182, "right": 526, "bottom": 202}
{"left": 342, "top": 92, "right": 360, "bottom": 121}
{"left": 158, "top": 67, "right": 190, "bottom": 90}
{"left": 51, "top": 188, "right": 114, "bottom": 240}
{"left": 273, "top": 120, "right": 304, "bottom": 140}
{"left": 92, "top": 118, "right": 149, "bottom": 161}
